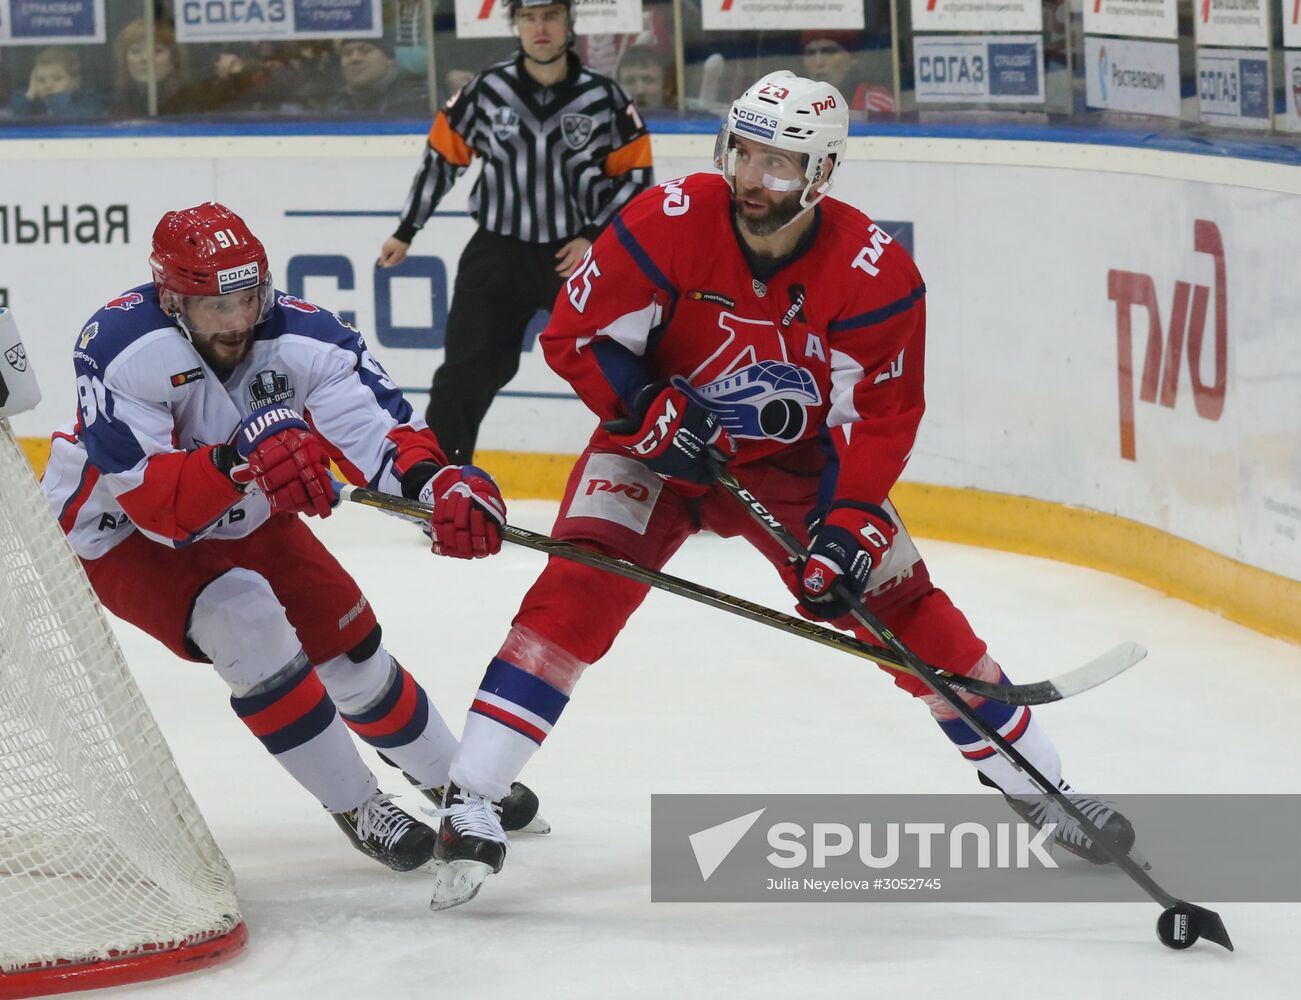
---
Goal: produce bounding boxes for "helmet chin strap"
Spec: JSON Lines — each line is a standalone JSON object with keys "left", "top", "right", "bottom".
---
{"left": 765, "top": 174, "right": 830, "bottom": 235}
{"left": 159, "top": 292, "right": 196, "bottom": 343}
{"left": 170, "top": 309, "right": 196, "bottom": 343}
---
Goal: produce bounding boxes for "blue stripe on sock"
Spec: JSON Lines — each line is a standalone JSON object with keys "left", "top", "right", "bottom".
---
{"left": 481, "top": 657, "right": 569, "bottom": 725}
{"left": 229, "top": 653, "right": 312, "bottom": 718}
{"left": 937, "top": 696, "right": 1021, "bottom": 748}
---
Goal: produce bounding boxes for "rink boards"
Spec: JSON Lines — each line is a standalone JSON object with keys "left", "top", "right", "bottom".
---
{"left": 1, "top": 128, "right": 1297, "bottom": 640}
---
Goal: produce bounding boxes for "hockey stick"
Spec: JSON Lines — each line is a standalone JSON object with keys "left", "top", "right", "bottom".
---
{"left": 715, "top": 469, "right": 1231, "bottom": 952}
{"left": 331, "top": 482, "right": 1141, "bottom": 707}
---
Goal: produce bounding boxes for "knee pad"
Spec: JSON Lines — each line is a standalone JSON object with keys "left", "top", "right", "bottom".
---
{"left": 189, "top": 568, "right": 303, "bottom": 695}
{"left": 315, "top": 641, "right": 397, "bottom": 716}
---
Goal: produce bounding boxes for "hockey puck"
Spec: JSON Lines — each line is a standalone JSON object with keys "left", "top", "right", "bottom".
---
{"left": 1156, "top": 903, "right": 1200, "bottom": 950}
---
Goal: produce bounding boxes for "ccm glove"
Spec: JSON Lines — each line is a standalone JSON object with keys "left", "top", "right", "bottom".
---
{"left": 214, "top": 406, "right": 334, "bottom": 518}
{"left": 419, "top": 464, "right": 506, "bottom": 559}
{"left": 783, "top": 501, "right": 897, "bottom": 622}
{"left": 602, "top": 383, "right": 737, "bottom": 494}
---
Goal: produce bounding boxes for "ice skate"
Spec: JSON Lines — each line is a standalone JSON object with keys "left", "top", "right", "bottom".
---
{"left": 378, "top": 752, "right": 550, "bottom": 833}
{"left": 332, "top": 791, "right": 437, "bottom": 872}
{"left": 982, "top": 773, "right": 1140, "bottom": 866}
{"left": 428, "top": 783, "right": 508, "bottom": 911}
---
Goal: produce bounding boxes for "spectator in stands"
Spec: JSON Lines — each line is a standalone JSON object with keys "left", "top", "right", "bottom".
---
{"left": 800, "top": 29, "right": 894, "bottom": 113}
{"left": 256, "top": 39, "right": 338, "bottom": 111}
{"left": 577, "top": 0, "right": 674, "bottom": 77}
{"left": 11, "top": 47, "right": 101, "bottom": 118}
{"left": 176, "top": 43, "right": 302, "bottom": 114}
{"left": 616, "top": 45, "right": 671, "bottom": 112}
{"left": 111, "top": 19, "right": 187, "bottom": 117}
{"left": 326, "top": 30, "right": 429, "bottom": 116}
{"left": 444, "top": 68, "right": 475, "bottom": 96}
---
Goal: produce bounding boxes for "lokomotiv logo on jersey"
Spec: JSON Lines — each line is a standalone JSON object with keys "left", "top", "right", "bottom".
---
{"left": 249, "top": 369, "right": 294, "bottom": 407}
{"left": 672, "top": 363, "right": 820, "bottom": 442}
{"left": 669, "top": 312, "right": 825, "bottom": 442}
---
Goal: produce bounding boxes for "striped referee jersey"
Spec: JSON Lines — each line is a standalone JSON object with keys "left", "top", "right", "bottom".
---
{"left": 394, "top": 52, "right": 653, "bottom": 245}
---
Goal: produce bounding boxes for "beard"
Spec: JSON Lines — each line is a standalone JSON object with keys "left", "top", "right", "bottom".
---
{"left": 733, "top": 188, "right": 805, "bottom": 237}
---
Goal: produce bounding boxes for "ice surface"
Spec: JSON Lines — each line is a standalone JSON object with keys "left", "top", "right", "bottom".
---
{"left": 102, "top": 501, "right": 1300, "bottom": 998}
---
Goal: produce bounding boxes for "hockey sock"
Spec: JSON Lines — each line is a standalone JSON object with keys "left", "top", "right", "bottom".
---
{"left": 450, "top": 656, "right": 570, "bottom": 801}
{"left": 190, "top": 568, "right": 376, "bottom": 812}
{"left": 228, "top": 652, "right": 378, "bottom": 812}
{"left": 925, "top": 656, "right": 1063, "bottom": 798}
{"left": 318, "top": 647, "right": 458, "bottom": 790}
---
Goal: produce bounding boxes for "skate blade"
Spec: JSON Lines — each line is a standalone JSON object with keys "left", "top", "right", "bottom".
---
{"left": 515, "top": 811, "right": 551, "bottom": 835}
{"left": 429, "top": 859, "right": 493, "bottom": 911}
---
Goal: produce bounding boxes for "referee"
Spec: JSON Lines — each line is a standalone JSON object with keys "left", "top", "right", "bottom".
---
{"left": 378, "top": 0, "right": 654, "bottom": 465}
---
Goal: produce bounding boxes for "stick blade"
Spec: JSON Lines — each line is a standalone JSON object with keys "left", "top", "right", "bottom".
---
{"left": 1157, "top": 901, "right": 1234, "bottom": 952}
{"left": 1189, "top": 905, "right": 1234, "bottom": 952}
{"left": 1049, "top": 642, "right": 1147, "bottom": 700}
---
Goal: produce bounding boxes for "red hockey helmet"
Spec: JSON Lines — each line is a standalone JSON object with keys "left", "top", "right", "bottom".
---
{"left": 149, "top": 202, "right": 271, "bottom": 304}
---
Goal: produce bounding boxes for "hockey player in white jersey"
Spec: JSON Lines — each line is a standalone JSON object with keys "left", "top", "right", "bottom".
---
{"left": 42, "top": 202, "right": 545, "bottom": 872}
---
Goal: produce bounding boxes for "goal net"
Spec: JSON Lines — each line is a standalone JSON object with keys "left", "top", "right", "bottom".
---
{"left": 0, "top": 418, "right": 245, "bottom": 998}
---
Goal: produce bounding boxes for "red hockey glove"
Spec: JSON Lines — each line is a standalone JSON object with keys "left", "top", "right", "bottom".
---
{"left": 602, "top": 383, "right": 737, "bottom": 496}
{"left": 781, "top": 501, "right": 897, "bottom": 622}
{"left": 231, "top": 406, "right": 334, "bottom": 518}
{"left": 419, "top": 464, "right": 506, "bottom": 558}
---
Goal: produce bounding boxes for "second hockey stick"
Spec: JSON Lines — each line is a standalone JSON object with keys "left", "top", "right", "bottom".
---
{"left": 715, "top": 468, "right": 1230, "bottom": 952}
{"left": 331, "top": 482, "right": 1142, "bottom": 707}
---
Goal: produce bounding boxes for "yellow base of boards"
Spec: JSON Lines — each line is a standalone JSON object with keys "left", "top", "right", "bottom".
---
{"left": 19, "top": 437, "right": 1298, "bottom": 646}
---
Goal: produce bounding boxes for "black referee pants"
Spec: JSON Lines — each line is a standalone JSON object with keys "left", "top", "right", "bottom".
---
{"left": 425, "top": 228, "right": 567, "bottom": 465}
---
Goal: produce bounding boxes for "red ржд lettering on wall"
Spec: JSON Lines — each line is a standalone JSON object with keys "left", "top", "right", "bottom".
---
{"left": 1107, "top": 220, "right": 1227, "bottom": 462}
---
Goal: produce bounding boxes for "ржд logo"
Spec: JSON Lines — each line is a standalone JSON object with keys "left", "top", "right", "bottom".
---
{"left": 1107, "top": 220, "right": 1226, "bottom": 461}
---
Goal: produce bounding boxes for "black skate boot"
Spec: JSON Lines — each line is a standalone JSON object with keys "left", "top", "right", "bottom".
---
{"left": 377, "top": 753, "right": 549, "bottom": 834}
{"left": 980, "top": 772, "right": 1137, "bottom": 865}
{"left": 332, "top": 791, "right": 437, "bottom": 872}
{"left": 428, "top": 782, "right": 508, "bottom": 911}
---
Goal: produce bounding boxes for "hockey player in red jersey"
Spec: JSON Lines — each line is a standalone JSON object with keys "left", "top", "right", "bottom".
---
{"left": 426, "top": 72, "right": 1137, "bottom": 908}
{"left": 42, "top": 203, "right": 544, "bottom": 874}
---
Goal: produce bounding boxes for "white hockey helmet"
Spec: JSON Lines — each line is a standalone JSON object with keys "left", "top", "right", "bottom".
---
{"left": 715, "top": 71, "right": 849, "bottom": 210}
